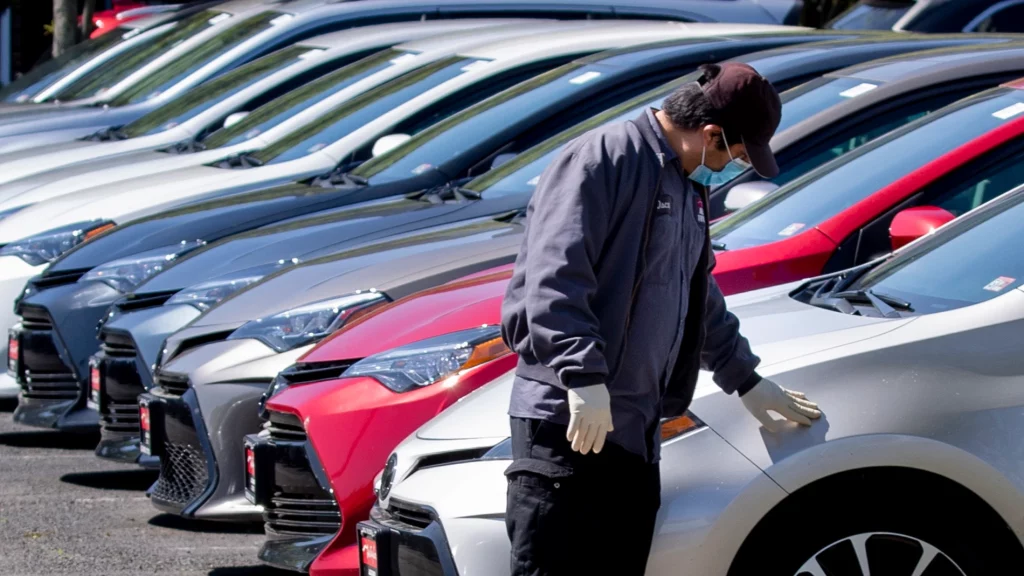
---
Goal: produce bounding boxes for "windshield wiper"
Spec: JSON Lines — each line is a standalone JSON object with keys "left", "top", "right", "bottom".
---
{"left": 217, "top": 152, "right": 264, "bottom": 169}
{"left": 166, "top": 139, "right": 207, "bottom": 154}
{"left": 86, "top": 126, "right": 128, "bottom": 142}
{"left": 828, "top": 288, "right": 911, "bottom": 319}
{"left": 415, "top": 184, "right": 481, "bottom": 204}
{"left": 711, "top": 241, "right": 727, "bottom": 251}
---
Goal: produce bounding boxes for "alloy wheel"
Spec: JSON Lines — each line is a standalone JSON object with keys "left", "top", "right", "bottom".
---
{"left": 796, "top": 532, "right": 967, "bottom": 576}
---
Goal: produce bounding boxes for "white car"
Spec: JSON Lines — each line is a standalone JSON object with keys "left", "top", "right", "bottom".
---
{"left": 362, "top": 185, "right": 1024, "bottom": 575}
{"left": 0, "top": 18, "right": 522, "bottom": 186}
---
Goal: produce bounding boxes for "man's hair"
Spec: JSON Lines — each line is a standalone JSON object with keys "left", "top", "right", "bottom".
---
{"left": 661, "top": 64, "right": 739, "bottom": 151}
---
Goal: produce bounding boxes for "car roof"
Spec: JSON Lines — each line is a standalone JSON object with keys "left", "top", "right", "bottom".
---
{"left": 395, "top": 20, "right": 586, "bottom": 54}
{"left": 833, "top": 42, "right": 1024, "bottom": 84}
{"left": 297, "top": 18, "right": 547, "bottom": 50}
{"left": 460, "top": 21, "right": 799, "bottom": 60}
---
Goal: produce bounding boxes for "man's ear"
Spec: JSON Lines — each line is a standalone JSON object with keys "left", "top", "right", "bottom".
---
{"left": 702, "top": 124, "right": 725, "bottom": 151}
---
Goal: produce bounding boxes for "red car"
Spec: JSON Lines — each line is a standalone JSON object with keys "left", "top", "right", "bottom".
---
{"left": 88, "top": 2, "right": 169, "bottom": 38}
{"left": 711, "top": 79, "right": 1024, "bottom": 295}
{"left": 249, "top": 265, "right": 516, "bottom": 575}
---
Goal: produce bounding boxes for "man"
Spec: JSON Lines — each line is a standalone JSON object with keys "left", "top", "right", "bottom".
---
{"left": 500, "top": 62, "right": 823, "bottom": 576}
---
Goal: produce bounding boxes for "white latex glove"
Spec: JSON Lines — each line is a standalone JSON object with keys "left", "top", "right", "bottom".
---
{"left": 566, "top": 384, "right": 614, "bottom": 455}
{"left": 741, "top": 378, "right": 822, "bottom": 431}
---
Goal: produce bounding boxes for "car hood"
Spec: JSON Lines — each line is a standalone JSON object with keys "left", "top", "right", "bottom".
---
{"left": 0, "top": 105, "right": 138, "bottom": 137}
{"left": 415, "top": 281, "right": 909, "bottom": 441}
{"left": 131, "top": 200, "right": 486, "bottom": 295}
{"left": 185, "top": 223, "right": 524, "bottom": 329}
{"left": 0, "top": 165, "right": 239, "bottom": 242}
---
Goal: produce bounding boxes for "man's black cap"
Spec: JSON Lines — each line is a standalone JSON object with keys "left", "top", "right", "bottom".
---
{"left": 700, "top": 62, "right": 781, "bottom": 178}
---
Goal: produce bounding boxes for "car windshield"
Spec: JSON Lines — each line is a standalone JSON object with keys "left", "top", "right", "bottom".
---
{"left": 48, "top": 9, "right": 231, "bottom": 102}
{"left": 120, "top": 45, "right": 315, "bottom": 138}
{"left": 849, "top": 191, "right": 1024, "bottom": 313}
{"left": 468, "top": 75, "right": 693, "bottom": 197}
{"left": 0, "top": 25, "right": 135, "bottom": 102}
{"left": 710, "top": 89, "right": 1024, "bottom": 251}
{"left": 351, "top": 63, "right": 607, "bottom": 184}
{"left": 829, "top": 2, "right": 913, "bottom": 30}
{"left": 108, "top": 10, "right": 281, "bottom": 106}
{"left": 777, "top": 76, "right": 887, "bottom": 133}
{"left": 201, "top": 48, "right": 405, "bottom": 149}
{"left": 249, "top": 56, "right": 476, "bottom": 166}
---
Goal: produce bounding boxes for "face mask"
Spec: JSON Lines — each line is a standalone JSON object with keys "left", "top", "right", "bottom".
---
{"left": 688, "top": 131, "right": 751, "bottom": 188}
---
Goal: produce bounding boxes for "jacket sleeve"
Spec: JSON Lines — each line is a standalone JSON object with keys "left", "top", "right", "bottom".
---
{"left": 701, "top": 250, "right": 761, "bottom": 395}
{"left": 519, "top": 144, "right": 614, "bottom": 390}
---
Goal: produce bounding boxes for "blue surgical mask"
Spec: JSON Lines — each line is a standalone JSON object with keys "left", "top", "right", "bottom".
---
{"left": 688, "top": 131, "right": 751, "bottom": 188}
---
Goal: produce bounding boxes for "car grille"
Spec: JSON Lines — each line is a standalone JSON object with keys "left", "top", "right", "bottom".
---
{"left": 31, "top": 269, "right": 88, "bottom": 289}
{"left": 102, "top": 401, "right": 140, "bottom": 433}
{"left": 21, "top": 369, "right": 78, "bottom": 399}
{"left": 389, "top": 500, "right": 435, "bottom": 531}
{"left": 19, "top": 307, "right": 53, "bottom": 330}
{"left": 151, "top": 440, "right": 209, "bottom": 506}
{"left": 263, "top": 411, "right": 342, "bottom": 537}
{"left": 100, "top": 334, "right": 136, "bottom": 359}
{"left": 154, "top": 370, "right": 189, "bottom": 397}
{"left": 98, "top": 332, "right": 142, "bottom": 433}
{"left": 116, "top": 290, "right": 177, "bottom": 312}
{"left": 279, "top": 360, "right": 356, "bottom": 386}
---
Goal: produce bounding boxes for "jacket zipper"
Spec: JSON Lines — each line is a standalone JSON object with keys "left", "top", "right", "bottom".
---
{"left": 614, "top": 153, "right": 665, "bottom": 376}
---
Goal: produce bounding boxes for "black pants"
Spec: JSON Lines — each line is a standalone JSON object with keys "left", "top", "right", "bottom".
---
{"left": 506, "top": 417, "right": 661, "bottom": 576}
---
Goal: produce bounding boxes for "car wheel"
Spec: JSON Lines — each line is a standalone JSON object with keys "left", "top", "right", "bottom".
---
{"left": 729, "top": 469, "right": 1022, "bottom": 576}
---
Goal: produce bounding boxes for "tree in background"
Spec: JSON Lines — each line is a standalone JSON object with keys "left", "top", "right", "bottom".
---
{"left": 51, "top": 0, "right": 97, "bottom": 58}
{"left": 801, "top": 0, "right": 858, "bottom": 27}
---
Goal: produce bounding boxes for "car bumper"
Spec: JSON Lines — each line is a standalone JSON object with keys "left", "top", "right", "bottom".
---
{"left": 0, "top": 372, "right": 19, "bottom": 398}
{"left": 247, "top": 413, "right": 341, "bottom": 573}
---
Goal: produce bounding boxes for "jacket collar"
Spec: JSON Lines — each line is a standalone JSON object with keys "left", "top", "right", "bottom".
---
{"left": 635, "top": 108, "right": 677, "bottom": 167}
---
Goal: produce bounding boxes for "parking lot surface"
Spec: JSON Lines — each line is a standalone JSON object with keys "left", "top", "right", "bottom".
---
{"left": 0, "top": 399, "right": 289, "bottom": 576}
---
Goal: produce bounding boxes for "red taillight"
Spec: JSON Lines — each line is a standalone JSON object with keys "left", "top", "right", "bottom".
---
{"left": 245, "top": 445, "right": 255, "bottom": 478}
{"left": 140, "top": 405, "right": 150, "bottom": 432}
{"left": 8, "top": 336, "right": 18, "bottom": 364}
{"left": 90, "top": 365, "right": 101, "bottom": 392}
{"left": 361, "top": 537, "right": 378, "bottom": 569}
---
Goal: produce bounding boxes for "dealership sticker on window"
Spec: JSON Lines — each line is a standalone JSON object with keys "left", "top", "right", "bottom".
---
{"left": 527, "top": 175, "right": 541, "bottom": 187}
{"left": 983, "top": 276, "right": 1016, "bottom": 292}
{"left": 412, "top": 163, "right": 433, "bottom": 175}
{"left": 569, "top": 71, "right": 602, "bottom": 85}
{"left": 208, "top": 13, "right": 232, "bottom": 26}
{"left": 992, "top": 102, "right": 1024, "bottom": 120}
{"left": 839, "top": 82, "right": 877, "bottom": 98}
{"left": 270, "top": 13, "right": 295, "bottom": 26}
{"left": 778, "top": 223, "right": 806, "bottom": 236}
{"left": 299, "top": 49, "right": 325, "bottom": 60}
{"left": 390, "top": 53, "right": 419, "bottom": 66}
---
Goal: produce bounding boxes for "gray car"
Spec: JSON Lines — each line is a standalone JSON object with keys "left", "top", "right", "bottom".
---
{"left": 361, "top": 180, "right": 1024, "bottom": 576}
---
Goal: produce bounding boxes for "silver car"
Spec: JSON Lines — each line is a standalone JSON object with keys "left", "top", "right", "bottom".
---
{"left": 362, "top": 183, "right": 1024, "bottom": 575}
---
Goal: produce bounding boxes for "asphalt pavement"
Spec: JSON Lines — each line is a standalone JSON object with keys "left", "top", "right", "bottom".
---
{"left": 0, "top": 398, "right": 291, "bottom": 576}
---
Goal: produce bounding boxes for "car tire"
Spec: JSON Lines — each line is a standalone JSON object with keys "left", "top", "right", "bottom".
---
{"left": 728, "top": 468, "right": 1022, "bottom": 576}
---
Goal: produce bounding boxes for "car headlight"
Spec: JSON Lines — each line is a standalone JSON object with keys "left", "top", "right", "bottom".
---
{"left": 164, "top": 260, "right": 297, "bottom": 311}
{"left": 78, "top": 240, "right": 205, "bottom": 293}
{"left": 0, "top": 220, "right": 114, "bottom": 266}
{"left": 342, "top": 325, "right": 511, "bottom": 393}
{"left": 228, "top": 290, "right": 388, "bottom": 352}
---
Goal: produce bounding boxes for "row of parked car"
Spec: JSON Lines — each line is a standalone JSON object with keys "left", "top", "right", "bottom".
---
{"left": 4, "top": 0, "right": 1024, "bottom": 574}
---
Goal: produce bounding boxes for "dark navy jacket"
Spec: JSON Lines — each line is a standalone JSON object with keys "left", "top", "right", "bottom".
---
{"left": 501, "top": 109, "right": 760, "bottom": 461}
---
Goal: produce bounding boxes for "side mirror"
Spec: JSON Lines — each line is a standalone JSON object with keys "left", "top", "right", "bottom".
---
{"left": 889, "top": 206, "right": 955, "bottom": 251}
{"left": 372, "top": 133, "right": 411, "bottom": 158}
{"left": 723, "top": 181, "right": 779, "bottom": 213}
{"left": 490, "top": 152, "right": 517, "bottom": 170}
{"left": 222, "top": 111, "right": 249, "bottom": 129}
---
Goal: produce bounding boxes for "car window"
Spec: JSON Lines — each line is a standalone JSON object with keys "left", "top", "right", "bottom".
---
{"left": 108, "top": 11, "right": 282, "bottom": 106}
{"left": 828, "top": 3, "right": 912, "bottom": 30}
{"left": 351, "top": 62, "right": 616, "bottom": 184}
{"left": 249, "top": 57, "right": 480, "bottom": 166}
{"left": 710, "top": 89, "right": 1024, "bottom": 251}
{"left": 50, "top": 9, "right": 230, "bottom": 101}
{"left": 972, "top": 3, "right": 1024, "bottom": 32}
{"left": 778, "top": 77, "right": 888, "bottom": 133}
{"left": 931, "top": 145, "right": 1024, "bottom": 217}
{"left": 851, "top": 191, "right": 1024, "bottom": 313}
{"left": 0, "top": 26, "right": 134, "bottom": 102}
{"left": 120, "top": 45, "right": 314, "bottom": 138}
{"left": 201, "top": 48, "right": 404, "bottom": 149}
{"left": 468, "top": 75, "right": 695, "bottom": 197}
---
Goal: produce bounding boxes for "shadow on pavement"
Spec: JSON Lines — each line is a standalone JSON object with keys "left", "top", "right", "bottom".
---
{"left": 0, "top": 398, "right": 16, "bottom": 412}
{"left": 0, "top": 429, "right": 99, "bottom": 449}
{"left": 60, "top": 469, "right": 158, "bottom": 491}
{"left": 149, "top": 513, "right": 265, "bottom": 535}
{"left": 209, "top": 568, "right": 294, "bottom": 575}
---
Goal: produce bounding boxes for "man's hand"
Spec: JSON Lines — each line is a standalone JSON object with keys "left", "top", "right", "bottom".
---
{"left": 566, "top": 384, "right": 614, "bottom": 455}
{"left": 741, "top": 378, "right": 821, "bottom": 431}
